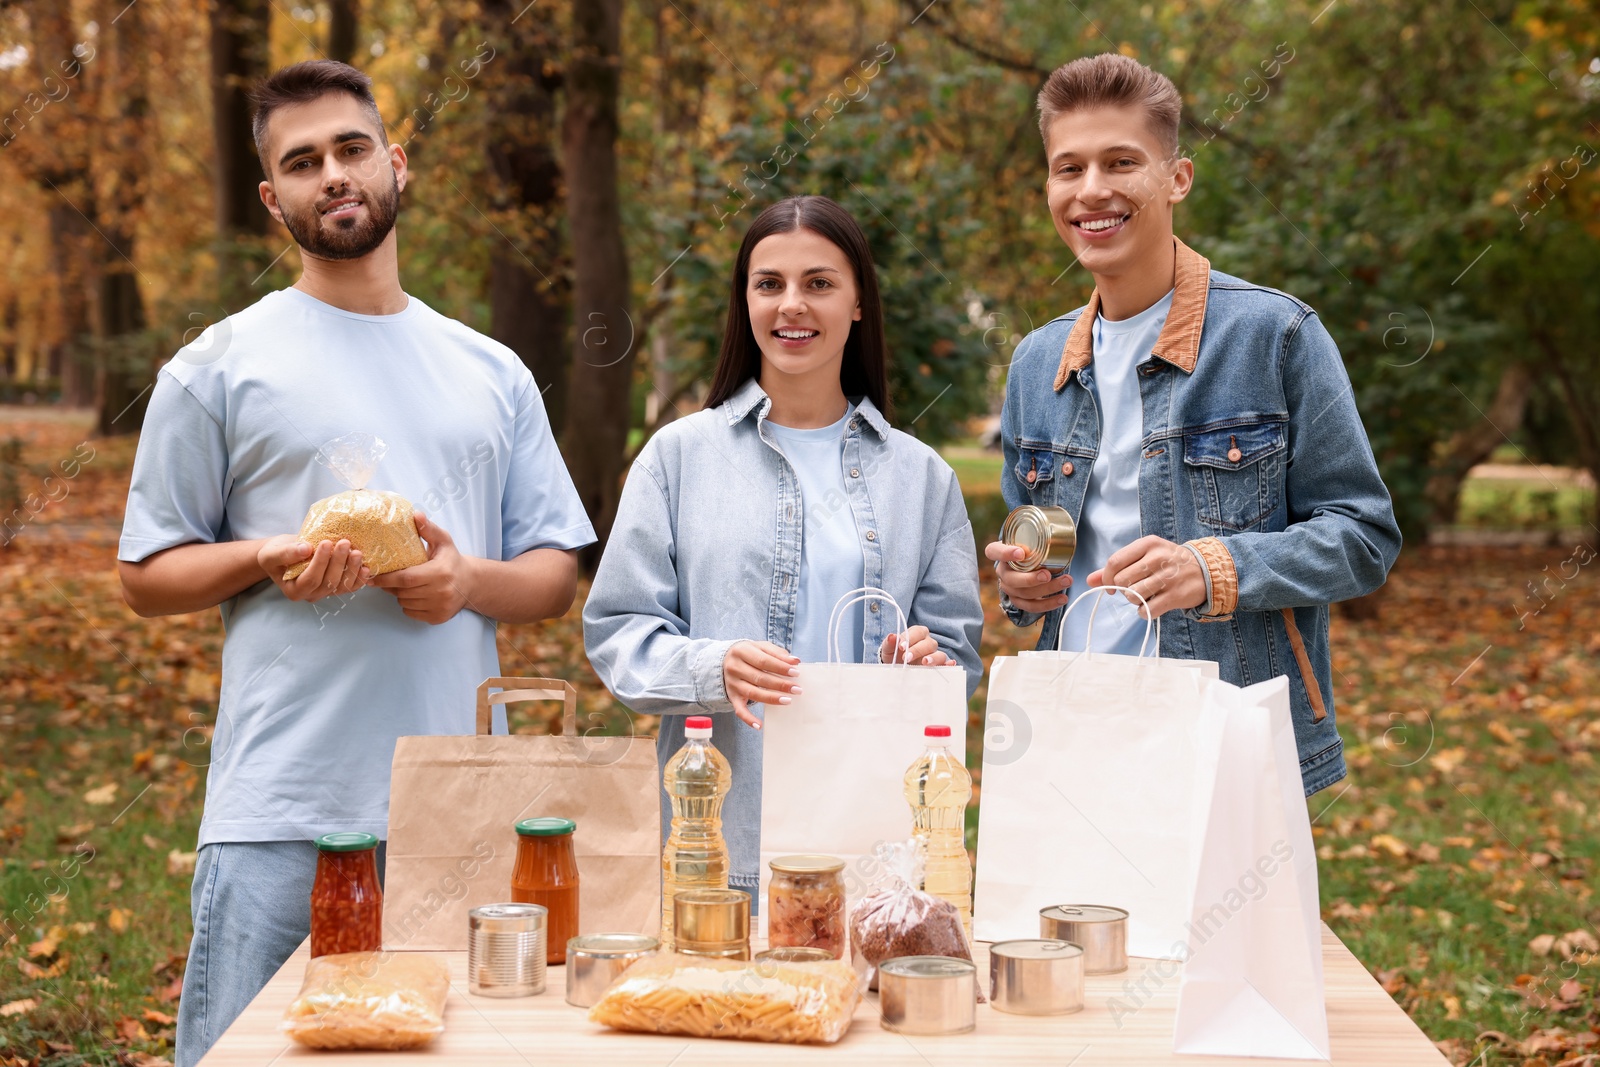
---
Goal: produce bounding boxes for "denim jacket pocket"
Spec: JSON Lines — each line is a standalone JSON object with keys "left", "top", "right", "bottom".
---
{"left": 1011, "top": 441, "right": 1065, "bottom": 505}
{"left": 1183, "top": 420, "right": 1287, "bottom": 532}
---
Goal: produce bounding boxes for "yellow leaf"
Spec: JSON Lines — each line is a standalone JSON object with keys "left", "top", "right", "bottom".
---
{"left": 166, "top": 850, "right": 197, "bottom": 877}
{"left": 1493, "top": 899, "right": 1519, "bottom": 914}
{"left": 108, "top": 907, "right": 131, "bottom": 933}
{"left": 27, "top": 932, "right": 60, "bottom": 959}
{"left": 1371, "top": 834, "right": 1409, "bottom": 859}
{"left": 0, "top": 998, "right": 37, "bottom": 1017}
{"left": 83, "top": 782, "right": 118, "bottom": 806}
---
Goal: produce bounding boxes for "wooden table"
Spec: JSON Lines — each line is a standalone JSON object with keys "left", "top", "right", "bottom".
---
{"left": 202, "top": 926, "right": 1447, "bottom": 1065}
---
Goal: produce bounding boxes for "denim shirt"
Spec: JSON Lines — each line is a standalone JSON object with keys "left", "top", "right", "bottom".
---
{"left": 1001, "top": 238, "right": 1402, "bottom": 796}
{"left": 583, "top": 378, "right": 984, "bottom": 895}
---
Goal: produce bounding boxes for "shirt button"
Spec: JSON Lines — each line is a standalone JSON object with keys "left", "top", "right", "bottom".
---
{"left": 1061, "top": 461, "right": 1074, "bottom": 476}
{"left": 866, "top": 531, "right": 877, "bottom": 542}
{"left": 869, "top": 602, "right": 880, "bottom": 613}
{"left": 1026, "top": 470, "right": 1038, "bottom": 485}
{"left": 1227, "top": 447, "right": 1243, "bottom": 463}
{"left": 849, "top": 468, "right": 860, "bottom": 478}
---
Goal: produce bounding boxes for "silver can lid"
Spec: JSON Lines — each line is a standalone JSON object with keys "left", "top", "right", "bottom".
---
{"left": 879, "top": 955, "right": 976, "bottom": 979}
{"left": 992, "top": 938, "right": 1084, "bottom": 961}
{"left": 469, "top": 902, "right": 547, "bottom": 933}
{"left": 567, "top": 933, "right": 658, "bottom": 957}
{"left": 1041, "top": 904, "right": 1128, "bottom": 924}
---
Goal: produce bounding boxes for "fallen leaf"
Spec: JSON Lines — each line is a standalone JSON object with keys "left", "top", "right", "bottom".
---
{"left": 166, "top": 850, "right": 196, "bottom": 877}
{"left": 141, "top": 1008, "right": 175, "bottom": 1026}
{"left": 108, "top": 907, "right": 131, "bottom": 933}
{"left": 1415, "top": 842, "right": 1441, "bottom": 862}
{"left": 18, "top": 954, "right": 69, "bottom": 979}
{"left": 120, "top": 1054, "right": 175, "bottom": 1067}
{"left": 1371, "top": 833, "right": 1409, "bottom": 858}
{"left": 142, "top": 833, "right": 162, "bottom": 851}
{"left": 1443, "top": 994, "right": 1461, "bottom": 1019}
{"left": 54, "top": 821, "right": 94, "bottom": 843}
{"left": 83, "top": 782, "right": 118, "bottom": 805}
{"left": 68, "top": 921, "right": 95, "bottom": 936}
{"left": 1531, "top": 933, "right": 1557, "bottom": 955}
{"left": 1493, "top": 899, "right": 1519, "bottom": 914}
{"left": 1375, "top": 967, "right": 1406, "bottom": 995}
{"left": 113, "top": 1016, "right": 150, "bottom": 1044}
{"left": 0, "top": 998, "right": 36, "bottom": 1017}
{"left": 27, "top": 930, "right": 61, "bottom": 958}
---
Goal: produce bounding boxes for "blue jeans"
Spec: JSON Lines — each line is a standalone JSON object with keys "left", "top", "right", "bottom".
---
{"left": 175, "top": 840, "right": 386, "bottom": 1067}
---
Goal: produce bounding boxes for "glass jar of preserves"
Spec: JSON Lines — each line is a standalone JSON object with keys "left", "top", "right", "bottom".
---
{"left": 510, "top": 817, "right": 580, "bottom": 964}
{"left": 309, "top": 832, "right": 383, "bottom": 958}
{"left": 767, "top": 855, "right": 846, "bottom": 959}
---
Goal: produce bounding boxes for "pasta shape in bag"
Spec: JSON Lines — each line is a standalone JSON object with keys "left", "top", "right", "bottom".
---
{"left": 588, "top": 951, "right": 861, "bottom": 1045}
{"left": 282, "top": 951, "right": 449, "bottom": 1050}
{"left": 283, "top": 432, "right": 428, "bottom": 580}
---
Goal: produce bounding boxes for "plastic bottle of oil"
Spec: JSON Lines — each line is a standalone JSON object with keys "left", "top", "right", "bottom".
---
{"left": 660, "top": 715, "right": 733, "bottom": 949}
{"left": 903, "top": 724, "right": 973, "bottom": 937}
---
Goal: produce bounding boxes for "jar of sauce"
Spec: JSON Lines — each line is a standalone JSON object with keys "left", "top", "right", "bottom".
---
{"left": 510, "top": 817, "right": 579, "bottom": 964}
{"left": 768, "top": 855, "right": 846, "bottom": 958}
{"left": 309, "top": 832, "right": 383, "bottom": 958}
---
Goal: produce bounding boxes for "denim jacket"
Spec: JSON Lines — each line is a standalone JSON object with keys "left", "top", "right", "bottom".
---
{"left": 1002, "top": 238, "right": 1402, "bottom": 796}
{"left": 583, "top": 378, "right": 983, "bottom": 896}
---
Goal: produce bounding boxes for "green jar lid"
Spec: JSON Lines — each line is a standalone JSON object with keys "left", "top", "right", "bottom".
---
{"left": 515, "top": 817, "right": 576, "bottom": 836}
{"left": 315, "top": 831, "right": 378, "bottom": 852}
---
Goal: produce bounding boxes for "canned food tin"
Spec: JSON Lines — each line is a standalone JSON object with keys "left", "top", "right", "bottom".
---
{"left": 990, "top": 939, "right": 1085, "bottom": 1015}
{"left": 1000, "top": 505, "right": 1077, "bottom": 572}
{"left": 878, "top": 956, "right": 977, "bottom": 1035}
{"left": 753, "top": 946, "right": 835, "bottom": 964}
{"left": 673, "top": 889, "right": 750, "bottom": 960}
{"left": 468, "top": 903, "right": 547, "bottom": 997}
{"left": 564, "top": 933, "right": 660, "bottom": 1008}
{"left": 1040, "top": 904, "right": 1128, "bottom": 974}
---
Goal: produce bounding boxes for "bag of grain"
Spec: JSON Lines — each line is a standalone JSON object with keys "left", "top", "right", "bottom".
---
{"left": 283, "top": 432, "right": 428, "bottom": 580}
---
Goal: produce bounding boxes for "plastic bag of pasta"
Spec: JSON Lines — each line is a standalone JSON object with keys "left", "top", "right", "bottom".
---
{"left": 848, "top": 839, "right": 984, "bottom": 1001}
{"left": 282, "top": 432, "right": 428, "bottom": 580}
{"left": 587, "top": 951, "right": 861, "bottom": 1045}
{"left": 282, "top": 950, "right": 449, "bottom": 1049}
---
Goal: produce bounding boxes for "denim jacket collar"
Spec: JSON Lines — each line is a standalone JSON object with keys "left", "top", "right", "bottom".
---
{"left": 1052, "top": 236, "right": 1212, "bottom": 390}
{"left": 723, "top": 377, "right": 891, "bottom": 441}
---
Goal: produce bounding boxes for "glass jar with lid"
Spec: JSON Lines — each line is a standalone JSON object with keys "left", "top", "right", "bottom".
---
{"left": 310, "top": 831, "right": 383, "bottom": 958}
{"left": 767, "top": 854, "right": 846, "bottom": 959}
{"left": 510, "top": 817, "right": 580, "bottom": 964}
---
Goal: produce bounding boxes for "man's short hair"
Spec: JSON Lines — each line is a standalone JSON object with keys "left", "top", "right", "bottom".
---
{"left": 249, "top": 60, "right": 387, "bottom": 175}
{"left": 1037, "top": 53, "right": 1182, "bottom": 159}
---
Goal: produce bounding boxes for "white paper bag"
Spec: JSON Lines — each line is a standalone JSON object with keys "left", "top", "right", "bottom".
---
{"left": 757, "top": 589, "right": 968, "bottom": 937}
{"left": 1172, "top": 675, "right": 1329, "bottom": 1059}
{"left": 974, "top": 588, "right": 1215, "bottom": 957}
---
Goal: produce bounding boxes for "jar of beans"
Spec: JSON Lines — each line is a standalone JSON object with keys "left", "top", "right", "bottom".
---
{"left": 310, "top": 832, "right": 383, "bottom": 957}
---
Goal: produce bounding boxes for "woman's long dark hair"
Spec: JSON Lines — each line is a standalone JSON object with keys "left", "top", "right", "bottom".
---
{"left": 705, "top": 195, "right": 890, "bottom": 418}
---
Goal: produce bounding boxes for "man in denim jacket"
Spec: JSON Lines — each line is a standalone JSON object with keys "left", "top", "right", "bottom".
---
{"left": 985, "top": 54, "right": 1401, "bottom": 796}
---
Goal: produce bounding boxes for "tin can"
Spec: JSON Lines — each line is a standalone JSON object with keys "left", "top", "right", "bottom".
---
{"left": 878, "top": 956, "right": 977, "bottom": 1035}
{"left": 753, "top": 946, "right": 835, "bottom": 964}
{"left": 467, "top": 903, "right": 547, "bottom": 997}
{"left": 1040, "top": 904, "right": 1128, "bottom": 974}
{"left": 1000, "top": 505, "right": 1077, "bottom": 572}
{"left": 564, "top": 933, "right": 659, "bottom": 1008}
{"left": 673, "top": 889, "right": 750, "bottom": 960}
{"left": 990, "top": 939, "right": 1084, "bottom": 1015}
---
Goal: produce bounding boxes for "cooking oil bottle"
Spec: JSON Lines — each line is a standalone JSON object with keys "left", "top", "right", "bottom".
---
{"left": 903, "top": 724, "right": 973, "bottom": 937}
{"left": 660, "top": 715, "right": 733, "bottom": 949}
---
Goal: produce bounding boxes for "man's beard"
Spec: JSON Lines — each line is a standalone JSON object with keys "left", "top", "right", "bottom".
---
{"left": 280, "top": 176, "right": 401, "bottom": 261}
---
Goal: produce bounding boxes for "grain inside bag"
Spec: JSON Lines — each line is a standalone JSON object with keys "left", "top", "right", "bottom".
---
{"left": 283, "top": 431, "right": 428, "bottom": 580}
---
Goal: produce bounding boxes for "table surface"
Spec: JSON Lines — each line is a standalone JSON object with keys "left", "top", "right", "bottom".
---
{"left": 202, "top": 925, "right": 1448, "bottom": 1065}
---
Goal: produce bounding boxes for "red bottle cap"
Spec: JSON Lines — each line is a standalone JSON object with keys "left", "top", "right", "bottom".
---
{"left": 686, "top": 716, "right": 713, "bottom": 730}
{"left": 924, "top": 725, "right": 952, "bottom": 738}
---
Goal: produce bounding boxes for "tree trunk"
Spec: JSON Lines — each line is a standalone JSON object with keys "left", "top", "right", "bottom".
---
{"left": 480, "top": 0, "right": 570, "bottom": 427}
{"left": 96, "top": 0, "right": 152, "bottom": 436}
{"left": 210, "top": 0, "right": 273, "bottom": 308}
{"left": 561, "top": 0, "right": 632, "bottom": 570}
{"left": 1535, "top": 331, "right": 1600, "bottom": 530}
{"left": 327, "top": 0, "right": 360, "bottom": 64}
{"left": 1423, "top": 362, "right": 1534, "bottom": 526}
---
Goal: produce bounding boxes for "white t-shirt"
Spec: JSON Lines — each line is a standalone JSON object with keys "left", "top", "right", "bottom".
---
{"left": 119, "top": 286, "right": 595, "bottom": 847}
{"left": 1062, "top": 289, "right": 1174, "bottom": 657}
{"left": 767, "top": 408, "right": 866, "bottom": 664}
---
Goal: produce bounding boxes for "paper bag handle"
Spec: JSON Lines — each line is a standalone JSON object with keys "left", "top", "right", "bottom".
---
{"left": 1056, "top": 585, "right": 1159, "bottom": 658}
{"left": 826, "top": 586, "right": 908, "bottom": 664}
{"left": 475, "top": 677, "right": 578, "bottom": 737}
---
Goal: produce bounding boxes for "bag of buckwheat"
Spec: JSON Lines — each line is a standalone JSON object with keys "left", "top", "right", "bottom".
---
{"left": 282, "top": 432, "right": 428, "bottom": 580}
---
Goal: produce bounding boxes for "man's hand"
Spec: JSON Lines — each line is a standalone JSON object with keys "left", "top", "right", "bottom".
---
{"left": 258, "top": 535, "right": 369, "bottom": 603}
{"left": 1087, "top": 535, "right": 1207, "bottom": 618}
{"left": 370, "top": 511, "right": 474, "bottom": 624}
{"left": 878, "top": 625, "right": 954, "bottom": 666}
{"left": 722, "top": 641, "right": 801, "bottom": 730}
{"left": 984, "top": 540, "right": 1072, "bottom": 614}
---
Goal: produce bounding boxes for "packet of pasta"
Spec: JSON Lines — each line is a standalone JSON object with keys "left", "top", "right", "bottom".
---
{"left": 587, "top": 951, "right": 861, "bottom": 1045}
{"left": 282, "top": 432, "right": 428, "bottom": 580}
{"left": 282, "top": 951, "right": 449, "bottom": 1049}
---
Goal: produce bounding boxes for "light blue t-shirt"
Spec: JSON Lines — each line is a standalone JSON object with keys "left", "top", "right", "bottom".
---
{"left": 119, "top": 286, "right": 596, "bottom": 847}
{"left": 1062, "top": 289, "right": 1174, "bottom": 657}
{"left": 767, "top": 408, "right": 866, "bottom": 664}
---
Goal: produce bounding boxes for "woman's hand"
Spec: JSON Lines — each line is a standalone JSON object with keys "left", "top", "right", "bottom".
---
{"left": 721, "top": 641, "right": 801, "bottom": 729}
{"left": 878, "top": 625, "right": 953, "bottom": 666}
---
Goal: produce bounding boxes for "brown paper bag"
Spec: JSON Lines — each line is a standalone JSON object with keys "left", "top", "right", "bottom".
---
{"left": 381, "top": 677, "right": 660, "bottom": 950}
